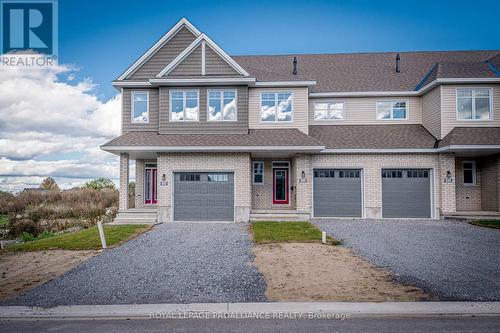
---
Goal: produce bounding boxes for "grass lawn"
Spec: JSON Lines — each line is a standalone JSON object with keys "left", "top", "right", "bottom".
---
{"left": 251, "top": 221, "right": 341, "bottom": 245}
{"left": 0, "top": 214, "right": 8, "bottom": 228}
{"left": 5, "top": 224, "right": 151, "bottom": 252}
{"left": 469, "top": 220, "right": 500, "bottom": 229}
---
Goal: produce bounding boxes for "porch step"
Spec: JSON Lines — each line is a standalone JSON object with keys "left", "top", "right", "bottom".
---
{"left": 250, "top": 210, "right": 304, "bottom": 222}
{"left": 442, "top": 211, "right": 500, "bottom": 221}
{"left": 111, "top": 209, "right": 158, "bottom": 225}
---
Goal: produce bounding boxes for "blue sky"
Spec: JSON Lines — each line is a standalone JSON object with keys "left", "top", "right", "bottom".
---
{"left": 1, "top": 0, "right": 499, "bottom": 192}
{"left": 60, "top": 0, "right": 500, "bottom": 100}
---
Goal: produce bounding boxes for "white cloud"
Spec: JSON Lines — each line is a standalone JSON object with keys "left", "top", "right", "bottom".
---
{"left": 0, "top": 64, "right": 122, "bottom": 192}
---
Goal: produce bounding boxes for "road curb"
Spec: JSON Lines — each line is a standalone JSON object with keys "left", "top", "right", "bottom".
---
{"left": 1, "top": 302, "right": 499, "bottom": 319}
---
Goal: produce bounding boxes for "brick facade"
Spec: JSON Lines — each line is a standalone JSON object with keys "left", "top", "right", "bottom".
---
{"left": 438, "top": 153, "right": 456, "bottom": 213}
{"left": 135, "top": 160, "right": 145, "bottom": 208}
{"left": 251, "top": 158, "right": 295, "bottom": 210}
{"left": 119, "top": 153, "right": 129, "bottom": 211}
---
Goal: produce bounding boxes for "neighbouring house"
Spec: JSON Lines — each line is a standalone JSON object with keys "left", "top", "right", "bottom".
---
{"left": 101, "top": 18, "right": 500, "bottom": 223}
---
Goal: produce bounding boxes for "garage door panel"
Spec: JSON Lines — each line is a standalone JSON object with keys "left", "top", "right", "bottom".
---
{"left": 174, "top": 172, "right": 234, "bottom": 221}
{"left": 313, "top": 169, "right": 362, "bottom": 218}
{"left": 382, "top": 169, "right": 431, "bottom": 218}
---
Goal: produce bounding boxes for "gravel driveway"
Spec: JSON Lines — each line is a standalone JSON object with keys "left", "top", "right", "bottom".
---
{"left": 2, "top": 223, "right": 266, "bottom": 307}
{"left": 312, "top": 219, "right": 500, "bottom": 301}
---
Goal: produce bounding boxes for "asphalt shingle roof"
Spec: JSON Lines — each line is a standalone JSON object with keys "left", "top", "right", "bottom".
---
{"left": 309, "top": 124, "right": 438, "bottom": 149}
{"left": 101, "top": 129, "right": 323, "bottom": 148}
{"left": 439, "top": 127, "right": 500, "bottom": 147}
{"left": 232, "top": 50, "right": 500, "bottom": 92}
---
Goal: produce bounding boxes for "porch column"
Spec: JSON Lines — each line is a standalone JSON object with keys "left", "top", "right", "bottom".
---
{"left": 438, "top": 153, "right": 456, "bottom": 214}
{"left": 295, "top": 153, "right": 312, "bottom": 217}
{"left": 119, "top": 153, "right": 129, "bottom": 211}
{"left": 135, "top": 160, "right": 145, "bottom": 208}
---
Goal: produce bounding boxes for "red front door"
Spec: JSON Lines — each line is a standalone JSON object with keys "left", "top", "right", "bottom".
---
{"left": 145, "top": 168, "right": 157, "bottom": 204}
{"left": 273, "top": 168, "right": 289, "bottom": 204}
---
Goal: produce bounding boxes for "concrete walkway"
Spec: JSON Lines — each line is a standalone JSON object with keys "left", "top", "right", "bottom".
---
{"left": 1, "top": 302, "right": 499, "bottom": 319}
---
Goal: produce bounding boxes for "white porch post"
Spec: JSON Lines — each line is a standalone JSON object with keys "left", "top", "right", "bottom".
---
{"left": 119, "top": 153, "right": 129, "bottom": 211}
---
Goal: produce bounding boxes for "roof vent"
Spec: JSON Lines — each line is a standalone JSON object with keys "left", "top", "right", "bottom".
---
{"left": 395, "top": 53, "right": 401, "bottom": 73}
{"left": 293, "top": 56, "right": 298, "bottom": 75}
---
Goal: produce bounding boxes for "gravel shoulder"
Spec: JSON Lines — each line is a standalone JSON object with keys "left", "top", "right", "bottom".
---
{"left": 0, "top": 250, "right": 96, "bottom": 300}
{"left": 254, "top": 243, "right": 429, "bottom": 301}
{"left": 1, "top": 223, "right": 266, "bottom": 307}
{"left": 312, "top": 219, "right": 500, "bottom": 301}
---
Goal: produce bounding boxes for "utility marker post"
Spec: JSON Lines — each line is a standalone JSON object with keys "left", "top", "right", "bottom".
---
{"left": 321, "top": 231, "right": 327, "bottom": 244}
{"left": 97, "top": 221, "right": 107, "bottom": 249}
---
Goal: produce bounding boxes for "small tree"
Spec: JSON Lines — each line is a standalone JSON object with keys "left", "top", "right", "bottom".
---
{"left": 84, "top": 178, "right": 116, "bottom": 190}
{"left": 40, "top": 177, "right": 59, "bottom": 190}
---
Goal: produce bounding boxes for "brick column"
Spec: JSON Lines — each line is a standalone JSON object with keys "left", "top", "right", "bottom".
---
{"left": 295, "top": 153, "right": 312, "bottom": 217}
{"left": 119, "top": 153, "right": 129, "bottom": 211}
{"left": 135, "top": 160, "right": 145, "bottom": 208}
{"left": 438, "top": 153, "right": 456, "bottom": 214}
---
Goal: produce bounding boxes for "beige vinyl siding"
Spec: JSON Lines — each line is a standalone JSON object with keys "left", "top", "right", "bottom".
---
{"left": 205, "top": 45, "right": 240, "bottom": 76}
{"left": 122, "top": 88, "right": 159, "bottom": 132}
{"left": 422, "top": 86, "right": 442, "bottom": 139}
{"left": 159, "top": 86, "right": 248, "bottom": 134}
{"left": 128, "top": 27, "right": 197, "bottom": 80}
{"left": 248, "top": 87, "right": 309, "bottom": 134}
{"left": 308, "top": 96, "right": 422, "bottom": 125}
{"left": 441, "top": 84, "right": 500, "bottom": 138}
{"left": 168, "top": 44, "right": 202, "bottom": 76}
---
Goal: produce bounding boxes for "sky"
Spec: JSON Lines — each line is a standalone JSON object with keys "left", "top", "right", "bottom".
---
{"left": 1, "top": 0, "right": 499, "bottom": 192}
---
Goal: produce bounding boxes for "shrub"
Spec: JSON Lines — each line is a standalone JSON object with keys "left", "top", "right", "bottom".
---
{"left": 84, "top": 178, "right": 116, "bottom": 191}
{"left": 40, "top": 177, "right": 60, "bottom": 190}
{"left": 19, "top": 230, "right": 55, "bottom": 243}
{"left": 9, "top": 219, "right": 43, "bottom": 237}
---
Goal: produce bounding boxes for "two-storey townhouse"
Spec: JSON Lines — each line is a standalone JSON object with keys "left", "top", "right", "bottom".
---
{"left": 101, "top": 18, "right": 500, "bottom": 223}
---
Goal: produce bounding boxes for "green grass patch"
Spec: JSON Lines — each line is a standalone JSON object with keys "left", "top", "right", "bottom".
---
{"left": 469, "top": 220, "right": 500, "bottom": 229}
{"left": 251, "top": 221, "right": 341, "bottom": 245}
{"left": 0, "top": 214, "right": 8, "bottom": 228}
{"left": 5, "top": 224, "right": 151, "bottom": 252}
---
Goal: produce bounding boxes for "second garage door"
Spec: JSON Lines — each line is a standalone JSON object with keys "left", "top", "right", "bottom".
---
{"left": 382, "top": 169, "right": 431, "bottom": 218}
{"left": 313, "top": 169, "right": 362, "bottom": 217}
{"left": 174, "top": 172, "right": 234, "bottom": 221}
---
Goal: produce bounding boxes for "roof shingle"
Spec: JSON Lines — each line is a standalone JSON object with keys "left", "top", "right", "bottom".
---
{"left": 102, "top": 129, "right": 323, "bottom": 148}
{"left": 309, "top": 124, "right": 438, "bottom": 149}
{"left": 232, "top": 50, "right": 500, "bottom": 92}
{"left": 439, "top": 127, "right": 500, "bottom": 147}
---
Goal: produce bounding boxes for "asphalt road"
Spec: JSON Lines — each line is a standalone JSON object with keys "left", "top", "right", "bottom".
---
{"left": 2, "top": 317, "right": 500, "bottom": 333}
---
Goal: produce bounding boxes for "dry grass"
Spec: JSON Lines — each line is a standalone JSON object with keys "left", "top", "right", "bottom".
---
{"left": 0, "top": 189, "right": 118, "bottom": 237}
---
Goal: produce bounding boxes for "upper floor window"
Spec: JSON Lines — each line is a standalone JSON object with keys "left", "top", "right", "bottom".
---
{"left": 457, "top": 88, "right": 492, "bottom": 121}
{"left": 314, "top": 102, "right": 345, "bottom": 120}
{"left": 208, "top": 90, "right": 237, "bottom": 121}
{"left": 260, "top": 92, "right": 293, "bottom": 122}
{"left": 131, "top": 92, "right": 149, "bottom": 123}
{"left": 170, "top": 90, "right": 199, "bottom": 121}
{"left": 376, "top": 101, "right": 407, "bottom": 120}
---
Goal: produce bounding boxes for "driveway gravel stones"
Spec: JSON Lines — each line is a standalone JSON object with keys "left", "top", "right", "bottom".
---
{"left": 2, "top": 223, "right": 266, "bottom": 307}
{"left": 312, "top": 219, "right": 500, "bottom": 301}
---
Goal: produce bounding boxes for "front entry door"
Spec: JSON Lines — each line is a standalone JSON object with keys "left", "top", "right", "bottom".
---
{"left": 273, "top": 168, "right": 289, "bottom": 204}
{"left": 145, "top": 168, "right": 157, "bottom": 204}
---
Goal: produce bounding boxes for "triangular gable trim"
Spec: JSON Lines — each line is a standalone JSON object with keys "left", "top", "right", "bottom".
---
{"left": 117, "top": 18, "right": 201, "bottom": 80}
{"left": 156, "top": 34, "right": 250, "bottom": 77}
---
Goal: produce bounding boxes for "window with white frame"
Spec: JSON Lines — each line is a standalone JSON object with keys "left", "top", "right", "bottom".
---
{"left": 457, "top": 88, "right": 492, "bottom": 120}
{"left": 253, "top": 161, "right": 264, "bottom": 184}
{"left": 260, "top": 92, "right": 293, "bottom": 122}
{"left": 208, "top": 90, "right": 237, "bottom": 121}
{"left": 463, "top": 161, "right": 476, "bottom": 185}
{"left": 170, "top": 90, "right": 199, "bottom": 121}
{"left": 376, "top": 101, "right": 407, "bottom": 120}
{"left": 314, "top": 102, "right": 345, "bottom": 120}
{"left": 131, "top": 92, "right": 149, "bottom": 123}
